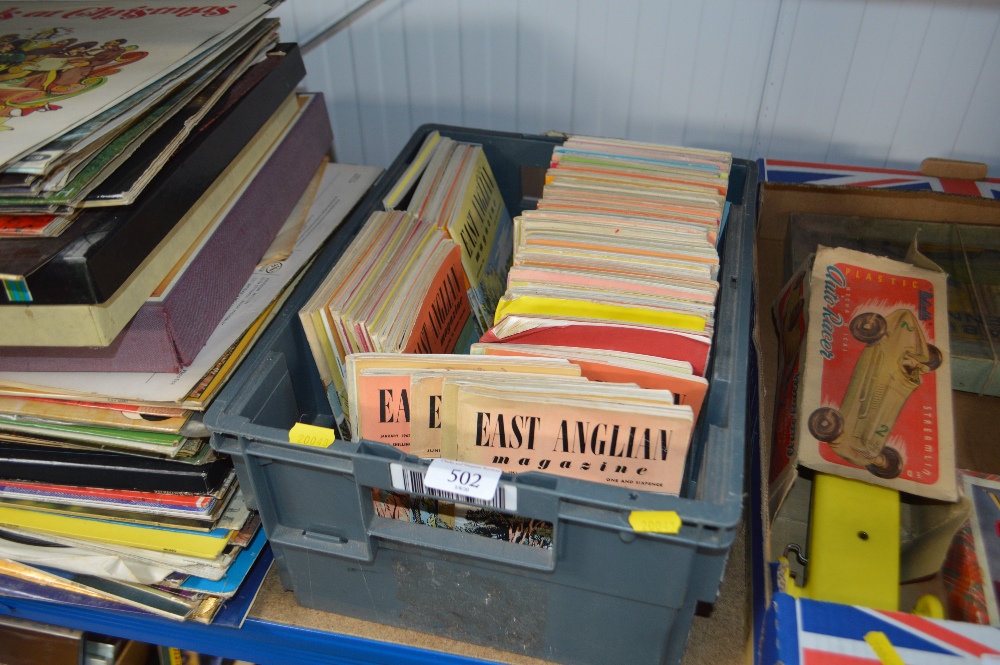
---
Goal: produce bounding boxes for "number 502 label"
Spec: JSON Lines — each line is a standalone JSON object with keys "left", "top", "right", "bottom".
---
{"left": 424, "top": 459, "right": 502, "bottom": 502}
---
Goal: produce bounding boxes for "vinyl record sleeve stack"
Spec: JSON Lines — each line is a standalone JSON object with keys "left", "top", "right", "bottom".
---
{"left": 0, "top": 0, "right": 382, "bottom": 625}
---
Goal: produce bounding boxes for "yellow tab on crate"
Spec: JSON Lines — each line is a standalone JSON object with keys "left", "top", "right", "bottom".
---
{"left": 863, "top": 631, "right": 904, "bottom": 665}
{"left": 628, "top": 511, "right": 682, "bottom": 534}
{"left": 288, "top": 422, "right": 337, "bottom": 448}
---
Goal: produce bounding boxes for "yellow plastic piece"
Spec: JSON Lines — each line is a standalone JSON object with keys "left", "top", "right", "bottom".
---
{"left": 790, "top": 473, "right": 900, "bottom": 611}
{"left": 913, "top": 594, "right": 945, "bottom": 619}
{"left": 864, "top": 631, "right": 904, "bottom": 665}
{"left": 628, "top": 511, "right": 682, "bottom": 534}
{"left": 288, "top": 422, "right": 337, "bottom": 448}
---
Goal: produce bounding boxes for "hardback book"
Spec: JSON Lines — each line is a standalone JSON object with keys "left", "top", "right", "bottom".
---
{"left": 0, "top": 93, "right": 332, "bottom": 371}
{"left": 0, "top": 43, "right": 306, "bottom": 307}
{"left": 0, "top": 92, "right": 301, "bottom": 346}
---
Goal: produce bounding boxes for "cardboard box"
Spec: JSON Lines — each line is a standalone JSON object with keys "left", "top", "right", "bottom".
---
{"left": 751, "top": 174, "right": 1000, "bottom": 663}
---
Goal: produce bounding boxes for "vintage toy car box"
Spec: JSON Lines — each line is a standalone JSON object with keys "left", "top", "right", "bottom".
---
{"left": 772, "top": 245, "right": 956, "bottom": 503}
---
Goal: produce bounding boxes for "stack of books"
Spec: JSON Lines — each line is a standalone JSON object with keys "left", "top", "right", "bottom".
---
{"left": 0, "top": 1, "right": 381, "bottom": 624}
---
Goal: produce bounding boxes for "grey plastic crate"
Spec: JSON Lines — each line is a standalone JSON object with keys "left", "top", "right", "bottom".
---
{"left": 205, "top": 126, "right": 757, "bottom": 665}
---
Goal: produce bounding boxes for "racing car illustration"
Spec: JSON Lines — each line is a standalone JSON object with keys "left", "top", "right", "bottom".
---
{"left": 807, "top": 309, "right": 942, "bottom": 479}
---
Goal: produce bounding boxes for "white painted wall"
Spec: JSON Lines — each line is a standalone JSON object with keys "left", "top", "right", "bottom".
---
{"left": 273, "top": 0, "right": 1000, "bottom": 173}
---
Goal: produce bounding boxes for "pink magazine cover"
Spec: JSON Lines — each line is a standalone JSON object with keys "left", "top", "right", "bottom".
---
{"left": 507, "top": 266, "right": 716, "bottom": 304}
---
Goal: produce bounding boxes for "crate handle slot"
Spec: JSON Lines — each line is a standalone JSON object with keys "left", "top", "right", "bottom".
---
{"left": 244, "top": 440, "right": 355, "bottom": 475}
{"left": 557, "top": 500, "right": 731, "bottom": 550}
{"left": 367, "top": 516, "right": 557, "bottom": 572}
{"left": 269, "top": 524, "right": 374, "bottom": 562}
{"left": 304, "top": 527, "right": 349, "bottom": 544}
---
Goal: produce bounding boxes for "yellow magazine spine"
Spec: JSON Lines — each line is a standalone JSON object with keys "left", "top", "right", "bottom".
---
{"left": 300, "top": 307, "right": 335, "bottom": 387}
{"left": 493, "top": 295, "right": 707, "bottom": 332}
{"left": 448, "top": 149, "right": 503, "bottom": 287}
{"left": 383, "top": 131, "right": 441, "bottom": 209}
{"left": 0, "top": 505, "right": 231, "bottom": 559}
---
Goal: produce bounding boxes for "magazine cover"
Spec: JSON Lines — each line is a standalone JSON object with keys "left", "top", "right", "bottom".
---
{"left": 451, "top": 386, "right": 693, "bottom": 494}
{"left": 0, "top": 0, "right": 271, "bottom": 165}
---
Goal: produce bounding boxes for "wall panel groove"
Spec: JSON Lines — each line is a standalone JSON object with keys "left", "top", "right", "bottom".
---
{"left": 280, "top": 0, "right": 1000, "bottom": 173}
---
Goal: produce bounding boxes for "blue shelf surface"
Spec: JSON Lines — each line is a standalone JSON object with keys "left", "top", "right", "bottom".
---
{"left": 0, "top": 590, "right": 501, "bottom": 665}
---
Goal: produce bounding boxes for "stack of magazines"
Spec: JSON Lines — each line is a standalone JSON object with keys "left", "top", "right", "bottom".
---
{"left": 300, "top": 132, "right": 731, "bottom": 500}
{"left": 301, "top": 131, "right": 518, "bottom": 436}
{"left": 0, "top": 1, "right": 381, "bottom": 625}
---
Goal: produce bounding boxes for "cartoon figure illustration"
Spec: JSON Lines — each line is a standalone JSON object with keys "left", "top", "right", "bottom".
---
{"left": 807, "top": 309, "right": 942, "bottom": 479}
{"left": 0, "top": 28, "right": 146, "bottom": 130}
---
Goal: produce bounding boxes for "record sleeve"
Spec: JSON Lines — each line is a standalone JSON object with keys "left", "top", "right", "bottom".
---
{"left": 0, "top": 441, "right": 232, "bottom": 493}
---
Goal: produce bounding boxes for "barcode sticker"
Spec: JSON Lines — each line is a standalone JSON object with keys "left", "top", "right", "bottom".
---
{"left": 390, "top": 462, "right": 516, "bottom": 511}
{"left": 424, "top": 459, "right": 501, "bottom": 501}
